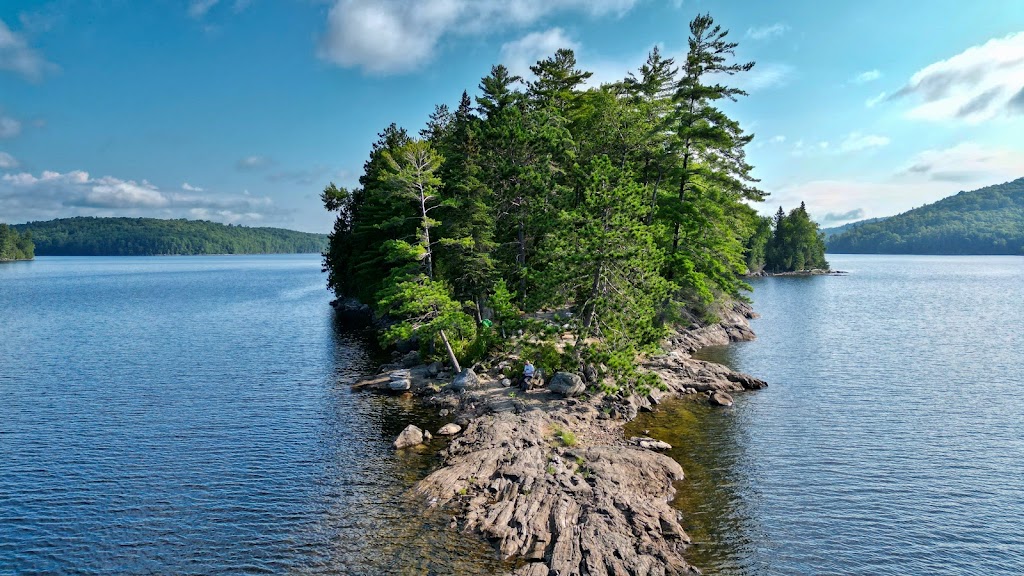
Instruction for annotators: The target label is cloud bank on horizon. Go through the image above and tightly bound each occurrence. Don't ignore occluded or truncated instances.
[0,0,1022,232]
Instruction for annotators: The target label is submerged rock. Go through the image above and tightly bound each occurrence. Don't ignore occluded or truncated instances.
[632,436,673,451]
[709,391,734,407]
[548,372,586,397]
[393,424,424,449]
[437,423,462,436]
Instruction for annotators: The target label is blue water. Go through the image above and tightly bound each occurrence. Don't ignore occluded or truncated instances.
[0,255,505,575]
[634,255,1024,575]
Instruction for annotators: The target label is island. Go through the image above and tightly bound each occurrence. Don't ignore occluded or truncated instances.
[0,224,35,261]
[827,177,1024,255]
[322,14,800,575]
[12,217,327,256]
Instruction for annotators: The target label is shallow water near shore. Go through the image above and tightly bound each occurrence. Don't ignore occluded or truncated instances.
[630,254,1024,575]
[0,255,508,574]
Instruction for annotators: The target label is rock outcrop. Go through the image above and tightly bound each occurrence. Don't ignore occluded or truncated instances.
[418,411,694,576]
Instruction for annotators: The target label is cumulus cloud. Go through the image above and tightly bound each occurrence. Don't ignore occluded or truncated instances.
[236,155,271,170]
[181,182,204,192]
[0,151,17,169]
[890,31,1024,123]
[852,69,881,84]
[0,169,286,225]
[0,18,58,81]
[501,28,580,78]
[0,114,21,138]
[746,23,789,41]
[839,132,890,153]
[318,0,639,74]
[898,142,1024,183]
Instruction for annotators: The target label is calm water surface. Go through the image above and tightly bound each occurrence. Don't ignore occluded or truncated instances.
[631,254,1024,575]
[0,255,507,574]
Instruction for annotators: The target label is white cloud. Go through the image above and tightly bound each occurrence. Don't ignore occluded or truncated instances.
[865,91,887,108]
[0,18,57,81]
[500,28,580,78]
[770,135,786,144]
[852,69,881,84]
[182,182,205,192]
[0,151,17,169]
[736,62,794,92]
[773,142,1024,221]
[236,155,271,170]
[839,132,890,153]
[746,23,788,41]
[318,0,640,74]
[188,0,221,19]
[0,114,21,138]
[891,31,1024,123]
[0,169,285,225]
[899,142,1024,183]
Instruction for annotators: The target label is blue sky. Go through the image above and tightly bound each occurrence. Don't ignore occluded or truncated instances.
[1,0,1022,233]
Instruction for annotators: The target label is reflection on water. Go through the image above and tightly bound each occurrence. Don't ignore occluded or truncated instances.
[629,255,1024,575]
[0,256,508,575]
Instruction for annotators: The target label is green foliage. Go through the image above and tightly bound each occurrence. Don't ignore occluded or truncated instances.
[321,13,769,396]
[0,224,35,260]
[552,426,577,447]
[766,203,829,272]
[13,217,324,257]
[827,178,1024,255]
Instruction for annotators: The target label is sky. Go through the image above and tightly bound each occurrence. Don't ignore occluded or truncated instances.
[1,0,1023,233]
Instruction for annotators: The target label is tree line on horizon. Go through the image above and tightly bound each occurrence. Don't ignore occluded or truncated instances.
[0,224,35,260]
[14,217,327,256]
[322,14,826,392]
[827,178,1024,255]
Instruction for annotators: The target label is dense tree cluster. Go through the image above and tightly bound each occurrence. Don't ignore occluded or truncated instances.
[323,14,777,392]
[15,217,327,256]
[745,203,829,273]
[0,224,35,260]
[828,178,1024,255]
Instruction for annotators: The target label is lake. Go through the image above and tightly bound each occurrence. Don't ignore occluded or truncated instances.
[0,255,506,575]
[630,254,1024,575]
[2,254,1022,575]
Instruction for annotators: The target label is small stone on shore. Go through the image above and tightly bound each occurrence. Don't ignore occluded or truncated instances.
[437,423,462,436]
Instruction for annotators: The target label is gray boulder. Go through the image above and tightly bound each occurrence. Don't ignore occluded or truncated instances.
[548,372,586,397]
[393,424,424,449]
[388,369,411,391]
[437,423,462,436]
[449,368,479,392]
[400,351,421,368]
[500,378,512,388]
[427,362,443,377]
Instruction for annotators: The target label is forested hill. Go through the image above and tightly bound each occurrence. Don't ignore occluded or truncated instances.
[827,178,1024,255]
[821,217,887,240]
[13,217,328,256]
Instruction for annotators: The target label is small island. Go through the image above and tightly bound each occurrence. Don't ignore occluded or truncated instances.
[13,217,327,256]
[322,14,810,575]
[0,224,35,261]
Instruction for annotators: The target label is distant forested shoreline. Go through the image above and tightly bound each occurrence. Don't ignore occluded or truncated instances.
[827,178,1024,255]
[13,217,327,256]
[0,224,35,260]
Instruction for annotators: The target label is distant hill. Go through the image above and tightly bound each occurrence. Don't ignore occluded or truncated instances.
[821,217,887,240]
[13,217,328,256]
[827,178,1024,255]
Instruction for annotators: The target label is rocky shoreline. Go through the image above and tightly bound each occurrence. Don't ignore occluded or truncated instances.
[351,301,767,576]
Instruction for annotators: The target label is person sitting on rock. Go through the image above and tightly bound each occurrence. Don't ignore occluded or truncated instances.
[521,360,537,391]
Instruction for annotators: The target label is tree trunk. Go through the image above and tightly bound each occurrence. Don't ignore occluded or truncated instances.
[439,329,461,374]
